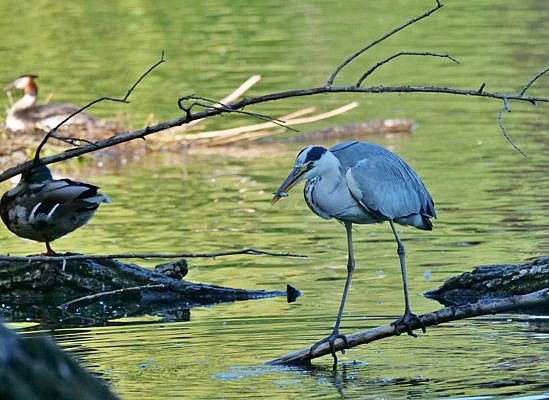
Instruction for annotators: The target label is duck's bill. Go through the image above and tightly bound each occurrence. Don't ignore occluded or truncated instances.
[271,167,304,205]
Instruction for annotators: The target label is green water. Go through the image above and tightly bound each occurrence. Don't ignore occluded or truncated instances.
[1,0,548,398]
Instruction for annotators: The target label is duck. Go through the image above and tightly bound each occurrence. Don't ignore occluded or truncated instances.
[0,163,110,255]
[4,75,101,132]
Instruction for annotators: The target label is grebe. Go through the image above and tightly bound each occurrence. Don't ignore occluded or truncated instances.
[4,74,101,132]
[0,163,110,255]
[272,141,435,365]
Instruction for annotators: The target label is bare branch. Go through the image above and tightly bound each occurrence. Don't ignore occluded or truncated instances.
[32,51,165,162]
[0,248,307,262]
[1,82,547,183]
[268,288,549,366]
[327,0,443,86]
[356,51,459,86]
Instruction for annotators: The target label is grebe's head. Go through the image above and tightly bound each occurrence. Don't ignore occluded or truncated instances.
[271,146,328,204]
[4,75,38,95]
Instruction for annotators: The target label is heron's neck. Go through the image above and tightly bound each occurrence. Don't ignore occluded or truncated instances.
[317,151,344,183]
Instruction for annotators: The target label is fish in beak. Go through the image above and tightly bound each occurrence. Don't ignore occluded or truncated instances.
[271,166,306,205]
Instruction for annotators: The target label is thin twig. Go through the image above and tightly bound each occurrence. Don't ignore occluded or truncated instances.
[0,248,307,262]
[58,284,166,308]
[50,134,101,148]
[327,0,443,86]
[268,288,549,366]
[497,99,526,157]
[178,96,298,132]
[496,66,548,158]
[519,66,549,97]
[33,51,165,162]
[356,51,459,86]
[164,74,263,134]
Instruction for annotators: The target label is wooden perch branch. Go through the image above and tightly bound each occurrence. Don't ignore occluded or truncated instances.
[268,288,549,366]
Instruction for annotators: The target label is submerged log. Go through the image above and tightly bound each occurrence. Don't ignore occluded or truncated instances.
[0,320,119,400]
[0,255,299,327]
[424,256,549,312]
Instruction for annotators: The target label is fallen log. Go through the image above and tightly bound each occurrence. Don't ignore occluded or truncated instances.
[424,256,549,312]
[269,256,548,366]
[0,254,299,327]
[268,288,549,366]
[0,320,119,400]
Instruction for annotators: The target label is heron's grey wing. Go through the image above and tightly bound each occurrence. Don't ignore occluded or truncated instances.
[342,150,435,228]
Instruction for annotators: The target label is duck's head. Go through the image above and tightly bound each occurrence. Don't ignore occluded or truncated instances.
[271,146,328,204]
[4,75,39,95]
[21,164,52,184]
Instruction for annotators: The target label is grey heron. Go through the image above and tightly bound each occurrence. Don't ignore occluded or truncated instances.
[272,141,436,364]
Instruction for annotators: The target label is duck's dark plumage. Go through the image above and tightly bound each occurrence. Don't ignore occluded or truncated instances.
[0,164,110,254]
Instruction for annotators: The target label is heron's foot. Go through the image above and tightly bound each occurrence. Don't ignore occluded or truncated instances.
[309,330,349,366]
[391,311,426,337]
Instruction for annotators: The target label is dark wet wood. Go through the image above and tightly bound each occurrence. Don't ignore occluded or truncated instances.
[0,255,295,327]
[0,321,119,399]
[424,256,549,312]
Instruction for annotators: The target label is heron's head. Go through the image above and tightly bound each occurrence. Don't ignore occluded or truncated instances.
[271,146,327,204]
[4,75,38,94]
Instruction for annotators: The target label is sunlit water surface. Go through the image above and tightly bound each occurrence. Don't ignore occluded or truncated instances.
[0,0,547,398]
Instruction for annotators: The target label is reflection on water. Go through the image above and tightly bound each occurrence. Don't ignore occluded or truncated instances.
[1,0,548,398]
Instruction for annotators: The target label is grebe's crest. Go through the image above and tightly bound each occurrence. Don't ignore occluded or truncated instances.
[4,75,38,93]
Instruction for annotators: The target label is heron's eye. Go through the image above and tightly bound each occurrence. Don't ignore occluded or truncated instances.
[307,161,314,169]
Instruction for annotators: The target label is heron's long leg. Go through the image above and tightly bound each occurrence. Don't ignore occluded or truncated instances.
[389,221,411,314]
[333,221,355,332]
[309,221,354,366]
[389,220,425,336]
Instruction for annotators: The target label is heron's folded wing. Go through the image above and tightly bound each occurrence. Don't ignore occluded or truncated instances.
[345,153,435,221]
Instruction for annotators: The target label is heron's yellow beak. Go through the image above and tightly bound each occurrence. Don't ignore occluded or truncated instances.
[271,166,306,205]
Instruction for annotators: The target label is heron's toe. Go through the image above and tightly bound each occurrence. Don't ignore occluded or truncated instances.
[309,331,349,365]
[391,311,426,337]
